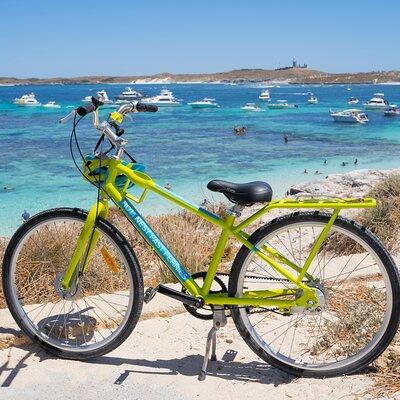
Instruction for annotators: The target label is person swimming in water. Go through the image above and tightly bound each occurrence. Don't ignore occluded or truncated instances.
[303,169,308,174]
[283,134,289,143]
[354,158,358,165]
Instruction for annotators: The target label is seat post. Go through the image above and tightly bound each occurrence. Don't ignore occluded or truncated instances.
[228,204,244,217]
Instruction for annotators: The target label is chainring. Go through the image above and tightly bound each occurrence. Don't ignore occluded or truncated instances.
[181,271,227,320]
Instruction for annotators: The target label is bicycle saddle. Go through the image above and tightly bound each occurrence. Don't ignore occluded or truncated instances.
[207,180,273,206]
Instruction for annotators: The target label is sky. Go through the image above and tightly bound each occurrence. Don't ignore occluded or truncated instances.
[0,0,399,78]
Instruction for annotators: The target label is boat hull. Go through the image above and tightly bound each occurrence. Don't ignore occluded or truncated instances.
[363,104,387,110]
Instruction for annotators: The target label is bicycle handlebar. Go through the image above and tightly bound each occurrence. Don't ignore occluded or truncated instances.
[59,98,158,155]
[76,102,97,117]
[116,102,158,115]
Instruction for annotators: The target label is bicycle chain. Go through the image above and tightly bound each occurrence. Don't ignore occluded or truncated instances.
[213,272,294,317]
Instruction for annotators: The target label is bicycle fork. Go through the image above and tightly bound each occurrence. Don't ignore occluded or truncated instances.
[61,200,108,291]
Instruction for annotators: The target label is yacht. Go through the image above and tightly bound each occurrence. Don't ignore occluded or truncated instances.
[115,87,144,101]
[259,89,271,101]
[307,92,318,104]
[330,109,368,123]
[384,106,400,117]
[82,90,113,104]
[188,98,219,108]
[348,97,359,105]
[13,93,41,106]
[267,100,298,109]
[142,89,181,107]
[363,93,389,109]
[241,103,261,111]
[43,101,61,108]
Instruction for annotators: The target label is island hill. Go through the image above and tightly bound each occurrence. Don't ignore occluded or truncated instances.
[1,67,400,86]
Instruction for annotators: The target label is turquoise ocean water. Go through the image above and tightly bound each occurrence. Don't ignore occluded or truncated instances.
[1,83,399,236]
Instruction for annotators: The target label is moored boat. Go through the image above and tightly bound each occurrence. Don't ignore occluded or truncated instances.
[267,100,298,109]
[13,93,41,106]
[348,97,359,105]
[259,89,271,101]
[142,89,181,106]
[115,87,144,101]
[384,106,400,117]
[363,93,390,109]
[188,98,219,108]
[330,109,368,123]
[241,103,261,111]
[307,92,318,104]
[43,101,61,108]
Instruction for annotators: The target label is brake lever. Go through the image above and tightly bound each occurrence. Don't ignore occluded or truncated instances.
[59,109,76,124]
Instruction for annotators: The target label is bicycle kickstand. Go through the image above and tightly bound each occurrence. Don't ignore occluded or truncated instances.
[198,306,227,381]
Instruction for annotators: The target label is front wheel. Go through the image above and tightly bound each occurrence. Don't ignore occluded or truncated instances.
[228,212,400,377]
[2,207,144,360]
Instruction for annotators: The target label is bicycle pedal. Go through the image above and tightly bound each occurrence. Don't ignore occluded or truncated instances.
[144,287,158,303]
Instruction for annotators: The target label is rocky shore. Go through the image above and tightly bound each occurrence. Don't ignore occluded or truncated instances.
[286,168,400,198]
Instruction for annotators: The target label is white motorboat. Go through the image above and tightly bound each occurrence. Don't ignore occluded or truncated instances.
[384,106,400,117]
[267,100,298,109]
[348,97,359,105]
[330,109,368,123]
[307,92,318,104]
[82,90,113,104]
[142,89,181,106]
[363,93,389,109]
[43,101,61,108]
[259,89,271,101]
[241,103,261,111]
[188,98,219,108]
[13,93,41,106]
[115,87,144,101]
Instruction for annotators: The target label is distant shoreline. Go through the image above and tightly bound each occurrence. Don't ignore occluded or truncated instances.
[1,68,400,86]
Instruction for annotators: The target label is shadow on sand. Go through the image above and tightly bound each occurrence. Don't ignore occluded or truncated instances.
[88,351,296,386]
[0,339,295,388]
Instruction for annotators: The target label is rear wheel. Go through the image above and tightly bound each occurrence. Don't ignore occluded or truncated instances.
[2,208,144,360]
[229,212,400,377]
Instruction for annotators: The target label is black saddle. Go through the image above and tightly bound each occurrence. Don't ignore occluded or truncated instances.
[207,180,273,206]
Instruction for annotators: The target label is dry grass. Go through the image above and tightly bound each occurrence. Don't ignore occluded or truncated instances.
[108,202,233,286]
[319,175,400,396]
[0,202,232,308]
[356,174,400,252]
[323,174,400,257]
[312,281,400,397]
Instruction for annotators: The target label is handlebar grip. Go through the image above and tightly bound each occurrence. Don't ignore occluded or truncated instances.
[76,103,97,117]
[136,103,158,113]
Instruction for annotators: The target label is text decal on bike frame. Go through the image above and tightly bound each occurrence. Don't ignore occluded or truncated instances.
[119,198,190,282]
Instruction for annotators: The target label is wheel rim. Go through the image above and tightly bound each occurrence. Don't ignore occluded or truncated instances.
[8,216,135,353]
[236,221,393,372]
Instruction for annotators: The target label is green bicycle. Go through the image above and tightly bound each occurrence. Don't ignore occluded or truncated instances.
[2,98,399,380]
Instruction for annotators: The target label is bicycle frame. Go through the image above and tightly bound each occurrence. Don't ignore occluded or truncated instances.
[61,157,376,311]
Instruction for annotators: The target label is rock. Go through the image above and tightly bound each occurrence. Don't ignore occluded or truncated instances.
[287,169,400,198]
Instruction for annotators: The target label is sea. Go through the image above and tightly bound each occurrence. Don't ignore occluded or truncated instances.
[1,83,399,236]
